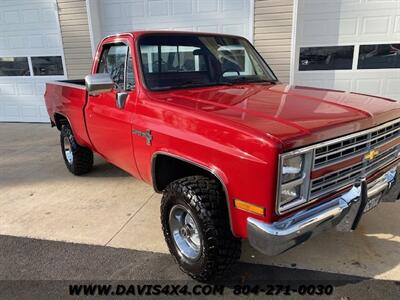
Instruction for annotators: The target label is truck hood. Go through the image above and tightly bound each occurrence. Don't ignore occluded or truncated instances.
[149,83,400,150]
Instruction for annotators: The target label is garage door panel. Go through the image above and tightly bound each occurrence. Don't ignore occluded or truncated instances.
[295,70,400,100]
[198,0,218,13]
[386,78,400,95]
[299,0,397,14]
[222,24,245,36]
[197,25,219,33]
[296,77,353,92]
[355,78,383,95]
[299,10,399,45]
[173,26,195,32]
[301,18,358,44]
[96,0,251,42]
[0,7,59,31]
[172,0,192,15]
[100,0,249,21]
[0,83,16,95]
[222,0,245,12]
[1,98,42,122]
[0,0,65,122]
[148,0,169,16]
[294,0,400,101]
[16,82,35,96]
[3,104,19,120]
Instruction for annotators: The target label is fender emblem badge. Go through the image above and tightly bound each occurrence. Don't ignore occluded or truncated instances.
[132,129,153,145]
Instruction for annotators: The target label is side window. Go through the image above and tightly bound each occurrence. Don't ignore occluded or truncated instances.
[97,43,128,88]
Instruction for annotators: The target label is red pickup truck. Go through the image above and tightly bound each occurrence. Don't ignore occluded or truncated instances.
[44,31,400,282]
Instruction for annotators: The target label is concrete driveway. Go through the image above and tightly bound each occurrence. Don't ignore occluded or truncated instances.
[1,123,399,282]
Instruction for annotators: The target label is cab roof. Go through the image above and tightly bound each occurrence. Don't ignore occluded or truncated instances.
[106,30,245,41]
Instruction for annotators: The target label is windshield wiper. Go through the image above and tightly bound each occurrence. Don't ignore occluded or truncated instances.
[150,80,255,91]
[167,82,234,89]
[179,82,214,88]
[151,82,222,91]
[228,77,277,84]
[249,79,278,84]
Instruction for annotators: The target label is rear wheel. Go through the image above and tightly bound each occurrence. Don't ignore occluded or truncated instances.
[161,176,241,282]
[60,125,93,175]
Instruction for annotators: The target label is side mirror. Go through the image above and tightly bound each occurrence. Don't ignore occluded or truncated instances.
[85,73,114,96]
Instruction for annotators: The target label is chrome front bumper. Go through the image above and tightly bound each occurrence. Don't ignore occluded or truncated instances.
[247,164,400,256]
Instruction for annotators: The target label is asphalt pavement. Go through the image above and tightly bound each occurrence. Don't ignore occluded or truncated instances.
[0,235,399,299]
[0,123,399,299]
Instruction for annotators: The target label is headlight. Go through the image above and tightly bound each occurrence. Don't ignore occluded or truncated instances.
[281,184,301,206]
[282,154,303,183]
[277,150,312,214]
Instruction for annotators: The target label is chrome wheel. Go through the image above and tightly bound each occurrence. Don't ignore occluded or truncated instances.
[169,204,201,261]
[63,136,73,164]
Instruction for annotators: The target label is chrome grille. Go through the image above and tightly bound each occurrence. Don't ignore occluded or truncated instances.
[310,146,399,199]
[314,120,400,168]
[276,118,400,215]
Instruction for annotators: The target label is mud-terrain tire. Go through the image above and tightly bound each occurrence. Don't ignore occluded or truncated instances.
[60,125,93,175]
[161,175,241,282]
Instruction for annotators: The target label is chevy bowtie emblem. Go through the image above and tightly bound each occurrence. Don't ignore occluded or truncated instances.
[365,149,379,161]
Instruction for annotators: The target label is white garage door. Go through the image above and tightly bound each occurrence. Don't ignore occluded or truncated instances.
[0,0,66,122]
[293,0,400,101]
[90,0,253,48]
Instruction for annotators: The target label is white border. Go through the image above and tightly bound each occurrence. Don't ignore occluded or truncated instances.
[53,0,68,79]
[86,0,96,57]
[289,0,299,85]
[249,0,255,43]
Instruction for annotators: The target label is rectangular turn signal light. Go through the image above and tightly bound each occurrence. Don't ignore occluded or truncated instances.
[234,199,265,216]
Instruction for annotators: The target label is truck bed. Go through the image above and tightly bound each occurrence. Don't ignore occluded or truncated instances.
[60,79,85,85]
[44,80,91,148]
[50,79,86,88]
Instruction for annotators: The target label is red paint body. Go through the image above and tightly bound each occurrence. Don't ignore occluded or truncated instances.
[44,31,400,239]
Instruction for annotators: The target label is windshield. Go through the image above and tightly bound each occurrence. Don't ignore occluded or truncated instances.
[138,34,277,91]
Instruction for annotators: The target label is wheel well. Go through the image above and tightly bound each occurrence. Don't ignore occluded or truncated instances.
[152,154,222,193]
[54,113,69,130]
[152,153,235,236]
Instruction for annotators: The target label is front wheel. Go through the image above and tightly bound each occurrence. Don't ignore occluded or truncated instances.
[60,125,93,175]
[161,176,241,282]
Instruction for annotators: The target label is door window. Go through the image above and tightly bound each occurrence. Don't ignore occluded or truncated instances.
[97,43,135,90]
